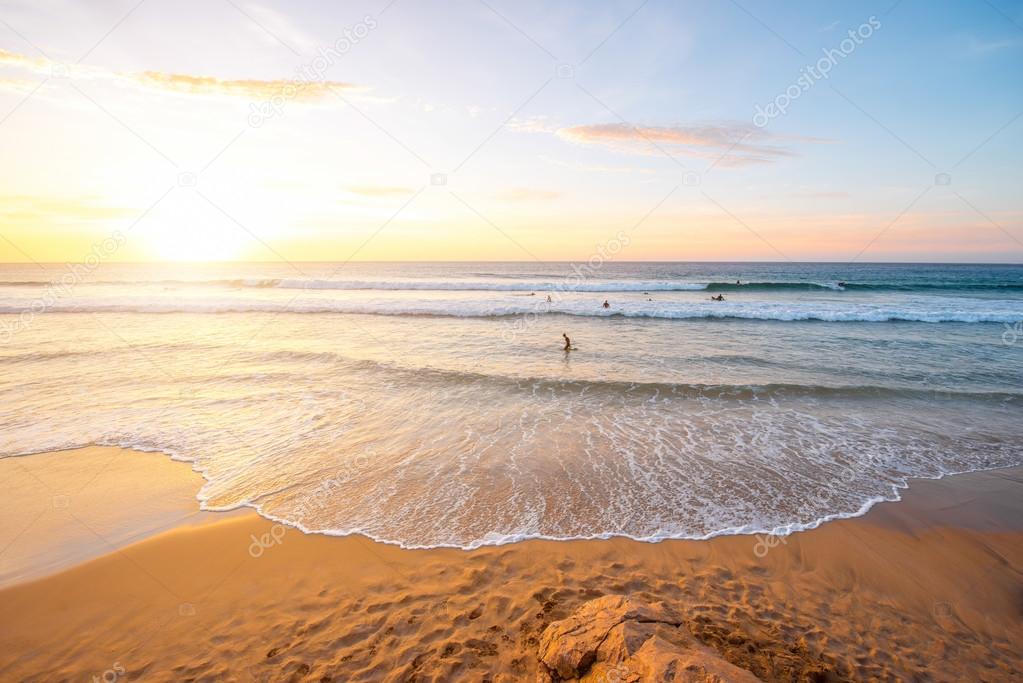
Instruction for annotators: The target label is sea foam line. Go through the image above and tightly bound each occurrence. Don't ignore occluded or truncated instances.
[5,439,1017,551]
[3,277,1021,292]
[1,299,1021,323]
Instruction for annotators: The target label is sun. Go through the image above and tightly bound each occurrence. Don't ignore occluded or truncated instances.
[140,193,253,261]
[146,224,247,261]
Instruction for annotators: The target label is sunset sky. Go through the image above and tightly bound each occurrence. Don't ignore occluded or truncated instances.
[1,0,1021,263]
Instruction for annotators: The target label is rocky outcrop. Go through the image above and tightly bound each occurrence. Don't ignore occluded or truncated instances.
[536,595,762,682]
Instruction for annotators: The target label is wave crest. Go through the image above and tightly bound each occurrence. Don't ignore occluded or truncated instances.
[3,298,1020,323]
[4,277,1022,293]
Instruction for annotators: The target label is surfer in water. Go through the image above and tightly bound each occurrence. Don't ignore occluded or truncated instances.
[602,300,610,309]
[711,294,726,301]
[562,332,572,351]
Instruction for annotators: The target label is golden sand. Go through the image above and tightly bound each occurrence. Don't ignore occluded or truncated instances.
[0,448,1020,681]
[0,447,233,587]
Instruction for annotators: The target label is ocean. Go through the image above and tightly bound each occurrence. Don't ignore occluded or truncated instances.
[1,261,1021,548]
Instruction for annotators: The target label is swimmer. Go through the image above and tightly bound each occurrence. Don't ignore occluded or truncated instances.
[602,300,610,309]
[562,332,572,351]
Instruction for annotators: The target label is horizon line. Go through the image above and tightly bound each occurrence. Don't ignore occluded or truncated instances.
[2,259,1023,266]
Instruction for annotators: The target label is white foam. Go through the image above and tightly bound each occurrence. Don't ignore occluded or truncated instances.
[2,295,1021,323]
[276,279,711,292]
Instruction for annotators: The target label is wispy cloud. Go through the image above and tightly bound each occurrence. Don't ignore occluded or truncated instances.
[792,190,851,199]
[508,115,559,134]
[240,3,319,54]
[496,188,562,201]
[347,185,416,197]
[556,122,827,166]
[0,194,135,224]
[0,76,36,93]
[538,155,656,175]
[134,71,356,100]
[0,48,361,101]
[0,49,44,70]
[965,36,1021,55]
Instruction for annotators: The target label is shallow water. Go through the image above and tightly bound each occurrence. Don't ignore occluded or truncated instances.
[1,262,1021,547]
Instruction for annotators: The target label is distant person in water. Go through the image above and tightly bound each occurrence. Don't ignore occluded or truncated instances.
[711,294,725,301]
[546,294,552,303]
[562,332,571,351]
[736,279,741,285]
[602,300,610,308]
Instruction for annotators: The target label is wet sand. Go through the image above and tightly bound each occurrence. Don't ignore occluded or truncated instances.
[0,448,1020,682]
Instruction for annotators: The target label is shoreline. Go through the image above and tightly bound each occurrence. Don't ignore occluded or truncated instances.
[1,449,1021,681]
[8,442,1021,560]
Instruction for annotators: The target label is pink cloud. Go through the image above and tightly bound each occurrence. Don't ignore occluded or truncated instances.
[557,122,826,166]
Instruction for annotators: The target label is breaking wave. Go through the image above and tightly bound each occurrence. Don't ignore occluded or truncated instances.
[3,297,1021,323]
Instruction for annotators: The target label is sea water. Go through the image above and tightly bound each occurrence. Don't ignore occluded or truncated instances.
[1,261,1021,547]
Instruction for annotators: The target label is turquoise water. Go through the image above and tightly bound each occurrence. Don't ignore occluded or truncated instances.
[1,262,1021,547]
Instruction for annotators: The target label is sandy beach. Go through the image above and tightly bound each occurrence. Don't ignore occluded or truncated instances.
[1,447,1020,682]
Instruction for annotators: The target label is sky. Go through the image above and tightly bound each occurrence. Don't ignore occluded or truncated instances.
[0,0,1021,263]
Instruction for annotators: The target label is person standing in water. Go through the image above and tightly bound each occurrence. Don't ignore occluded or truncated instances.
[562,332,572,351]
[602,300,610,309]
